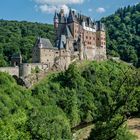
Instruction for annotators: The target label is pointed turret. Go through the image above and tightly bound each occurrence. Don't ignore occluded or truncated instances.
[54,11,59,29]
[67,8,75,23]
[58,8,66,24]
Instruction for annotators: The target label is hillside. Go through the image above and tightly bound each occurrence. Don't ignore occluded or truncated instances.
[102,3,140,67]
[0,20,55,66]
[0,60,140,139]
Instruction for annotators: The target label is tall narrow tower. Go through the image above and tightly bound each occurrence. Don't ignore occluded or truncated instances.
[96,21,106,48]
[67,8,79,40]
[54,11,59,35]
[96,21,106,60]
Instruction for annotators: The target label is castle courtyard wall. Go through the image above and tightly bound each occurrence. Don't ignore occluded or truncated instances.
[20,63,49,78]
[0,67,19,76]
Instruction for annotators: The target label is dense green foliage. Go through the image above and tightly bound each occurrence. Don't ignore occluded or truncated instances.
[0,72,71,140]
[0,73,31,139]
[0,60,139,139]
[102,3,140,67]
[0,20,55,66]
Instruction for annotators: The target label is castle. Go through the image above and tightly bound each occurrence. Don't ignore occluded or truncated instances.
[32,8,106,70]
[0,8,106,81]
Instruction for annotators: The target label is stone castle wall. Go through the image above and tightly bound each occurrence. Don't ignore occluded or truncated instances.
[39,49,59,67]
[20,63,49,78]
[0,63,50,78]
[0,67,19,76]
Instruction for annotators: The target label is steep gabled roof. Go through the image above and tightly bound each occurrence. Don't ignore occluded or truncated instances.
[65,25,73,38]
[67,10,96,29]
[54,11,58,19]
[36,38,58,50]
[58,35,66,49]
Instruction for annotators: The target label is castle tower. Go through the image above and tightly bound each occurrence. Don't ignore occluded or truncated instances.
[96,21,106,48]
[11,53,22,66]
[54,11,59,31]
[55,8,67,41]
[67,8,79,40]
[54,11,59,45]
[96,21,106,60]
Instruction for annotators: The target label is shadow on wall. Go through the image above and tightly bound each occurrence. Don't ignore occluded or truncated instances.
[13,75,26,86]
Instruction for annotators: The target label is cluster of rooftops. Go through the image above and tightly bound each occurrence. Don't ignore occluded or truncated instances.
[54,8,105,31]
[35,9,106,50]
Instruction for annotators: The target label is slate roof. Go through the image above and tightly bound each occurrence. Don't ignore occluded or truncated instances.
[54,11,58,19]
[96,21,105,31]
[65,25,73,38]
[67,9,96,28]
[55,9,105,31]
[37,38,57,49]
[58,35,66,49]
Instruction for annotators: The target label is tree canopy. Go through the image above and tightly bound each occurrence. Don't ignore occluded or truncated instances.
[102,3,140,67]
[0,60,139,139]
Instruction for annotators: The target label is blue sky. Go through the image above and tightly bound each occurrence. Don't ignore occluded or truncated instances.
[0,0,139,24]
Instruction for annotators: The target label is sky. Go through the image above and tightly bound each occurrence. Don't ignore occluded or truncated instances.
[0,0,139,24]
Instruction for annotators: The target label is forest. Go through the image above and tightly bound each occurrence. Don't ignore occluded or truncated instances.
[0,60,140,139]
[102,3,140,67]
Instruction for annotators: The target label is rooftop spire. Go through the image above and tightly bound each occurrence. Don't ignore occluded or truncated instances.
[54,10,58,19]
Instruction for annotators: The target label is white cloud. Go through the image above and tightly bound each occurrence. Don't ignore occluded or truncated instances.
[34,0,84,5]
[38,5,57,14]
[96,7,106,13]
[88,8,92,12]
[37,4,69,14]
[33,0,84,14]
